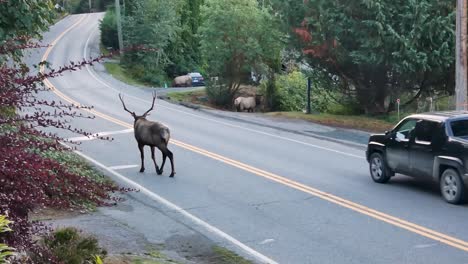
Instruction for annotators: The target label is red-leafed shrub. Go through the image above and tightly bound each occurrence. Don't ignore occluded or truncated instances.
[0,126,121,250]
[0,25,136,264]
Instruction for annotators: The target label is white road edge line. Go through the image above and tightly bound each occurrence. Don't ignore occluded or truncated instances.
[67,128,133,141]
[60,142,278,264]
[108,165,139,170]
[83,27,365,160]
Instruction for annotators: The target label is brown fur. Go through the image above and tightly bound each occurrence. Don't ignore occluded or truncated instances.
[234,96,256,112]
[172,75,192,87]
[119,93,175,177]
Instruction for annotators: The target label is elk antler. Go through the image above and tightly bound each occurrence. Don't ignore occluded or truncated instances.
[142,92,157,117]
[119,93,136,117]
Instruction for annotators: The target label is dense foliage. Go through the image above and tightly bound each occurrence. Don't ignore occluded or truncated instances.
[0,1,128,262]
[100,0,204,84]
[259,71,306,112]
[286,0,456,114]
[0,127,120,254]
[164,0,204,78]
[38,227,106,264]
[0,56,121,262]
[120,0,181,85]
[0,0,54,61]
[0,215,13,262]
[97,0,458,114]
[100,8,119,50]
[199,0,282,106]
[64,0,114,13]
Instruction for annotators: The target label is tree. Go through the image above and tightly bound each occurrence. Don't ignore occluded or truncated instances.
[121,0,181,84]
[99,8,119,50]
[199,0,282,106]
[68,0,114,13]
[287,0,455,114]
[164,0,204,78]
[0,0,54,61]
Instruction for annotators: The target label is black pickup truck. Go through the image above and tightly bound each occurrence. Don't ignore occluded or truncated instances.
[366,111,468,204]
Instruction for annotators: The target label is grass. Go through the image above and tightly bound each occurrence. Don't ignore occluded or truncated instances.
[132,258,172,264]
[166,89,398,132]
[266,112,395,133]
[0,123,110,190]
[167,89,207,103]
[211,246,253,264]
[41,150,111,184]
[104,251,180,264]
[52,11,69,25]
[40,227,106,264]
[36,149,115,211]
[100,43,114,57]
[0,106,16,119]
[99,44,152,87]
[104,62,149,87]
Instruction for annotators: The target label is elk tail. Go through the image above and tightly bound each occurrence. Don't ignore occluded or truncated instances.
[160,130,170,144]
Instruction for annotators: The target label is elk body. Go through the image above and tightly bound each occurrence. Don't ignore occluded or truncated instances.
[234,96,256,112]
[119,93,175,177]
[172,75,192,87]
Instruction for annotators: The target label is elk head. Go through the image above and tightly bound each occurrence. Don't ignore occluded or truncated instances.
[119,92,157,122]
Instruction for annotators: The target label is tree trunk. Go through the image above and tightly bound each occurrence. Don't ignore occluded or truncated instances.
[358,72,388,114]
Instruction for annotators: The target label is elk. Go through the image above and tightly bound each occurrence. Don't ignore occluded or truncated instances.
[234,96,256,112]
[119,93,175,177]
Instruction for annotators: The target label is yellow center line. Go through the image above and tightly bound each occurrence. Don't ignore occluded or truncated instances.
[40,14,468,252]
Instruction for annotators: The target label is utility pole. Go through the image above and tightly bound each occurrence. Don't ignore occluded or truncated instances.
[306,77,312,114]
[89,0,92,12]
[115,0,124,54]
[456,0,468,110]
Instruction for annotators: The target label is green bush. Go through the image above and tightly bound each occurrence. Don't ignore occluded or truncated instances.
[205,80,234,107]
[99,9,119,50]
[260,70,362,114]
[259,78,279,111]
[274,71,307,112]
[126,64,169,87]
[326,99,362,115]
[0,106,15,119]
[0,215,14,263]
[141,69,169,87]
[41,227,106,264]
[68,0,113,13]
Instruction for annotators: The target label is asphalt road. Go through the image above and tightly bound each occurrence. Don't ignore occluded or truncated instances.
[28,13,468,263]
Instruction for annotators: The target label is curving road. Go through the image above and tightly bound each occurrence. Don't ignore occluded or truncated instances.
[29,13,468,263]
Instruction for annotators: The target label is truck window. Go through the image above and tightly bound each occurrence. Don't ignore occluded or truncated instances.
[394,119,417,141]
[415,120,438,143]
[451,120,468,139]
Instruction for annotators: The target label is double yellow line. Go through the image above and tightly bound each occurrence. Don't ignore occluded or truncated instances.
[41,14,468,252]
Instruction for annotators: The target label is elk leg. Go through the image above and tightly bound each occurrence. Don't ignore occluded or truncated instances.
[160,151,167,174]
[158,145,175,177]
[138,143,145,173]
[151,146,162,175]
[167,149,175,177]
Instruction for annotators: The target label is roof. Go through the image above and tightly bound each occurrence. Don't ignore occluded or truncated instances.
[409,111,468,122]
[189,72,202,77]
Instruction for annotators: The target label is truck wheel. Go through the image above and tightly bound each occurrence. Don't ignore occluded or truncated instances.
[369,152,391,183]
[440,169,466,204]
